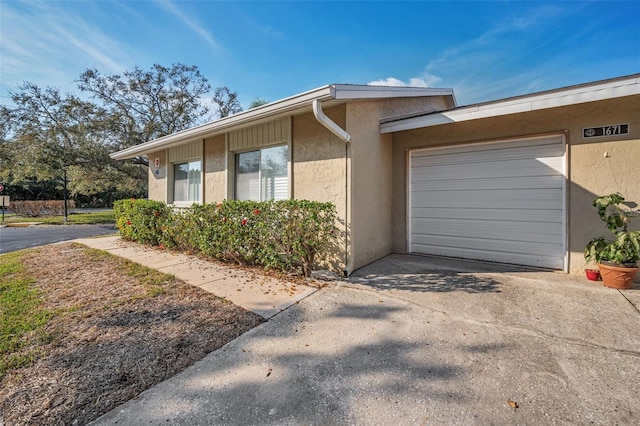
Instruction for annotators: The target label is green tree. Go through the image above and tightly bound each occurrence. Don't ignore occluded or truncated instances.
[1,63,242,206]
[212,86,243,118]
[0,82,146,204]
[78,63,213,165]
[248,97,269,109]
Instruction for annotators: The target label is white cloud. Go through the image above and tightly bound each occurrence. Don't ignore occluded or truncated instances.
[52,23,126,74]
[368,77,412,87]
[0,0,131,97]
[158,0,219,51]
[368,71,442,88]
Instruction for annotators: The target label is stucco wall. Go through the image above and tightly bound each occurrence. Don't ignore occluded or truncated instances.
[204,135,226,203]
[147,150,167,202]
[391,95,640,278]
[292,106,348,271]
[347,97,454,271]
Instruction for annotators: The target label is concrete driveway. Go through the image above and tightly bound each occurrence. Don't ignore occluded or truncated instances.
[92,254,640,425]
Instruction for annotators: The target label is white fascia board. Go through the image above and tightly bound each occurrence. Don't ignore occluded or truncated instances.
[380,75,640,134]
[332,84,455,101]
[111,84,457,160]
[111,85,336,159]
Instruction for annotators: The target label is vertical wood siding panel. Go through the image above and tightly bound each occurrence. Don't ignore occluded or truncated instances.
[168,140,202,162]
[228,117,292,152]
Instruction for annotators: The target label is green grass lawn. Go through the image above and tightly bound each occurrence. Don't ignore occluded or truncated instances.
[1,211,115,225]
[0,245,175,379]
[0,250,52,377]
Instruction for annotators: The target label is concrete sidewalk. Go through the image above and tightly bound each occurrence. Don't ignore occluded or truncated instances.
[74,236,317,319]
[83,245,640,425]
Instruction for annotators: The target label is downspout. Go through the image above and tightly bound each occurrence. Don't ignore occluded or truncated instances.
[312,99,354,277]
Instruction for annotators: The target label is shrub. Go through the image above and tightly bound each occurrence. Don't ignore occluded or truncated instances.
[9,200,76,217]
[113,199,173,245]
[113,199,339,276]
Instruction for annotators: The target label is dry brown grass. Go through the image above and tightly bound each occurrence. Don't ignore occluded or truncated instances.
[0,243,264,426]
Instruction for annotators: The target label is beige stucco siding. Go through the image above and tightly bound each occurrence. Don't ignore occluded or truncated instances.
[347,97,453,271]
[347,101,393,271]
[292,106,348,270]
[204,135,226,203]
[391,95,640,277]
[140,94,455,274]
[148,150,167,202]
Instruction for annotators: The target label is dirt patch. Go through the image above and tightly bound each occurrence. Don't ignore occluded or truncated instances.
[0,243,265,425]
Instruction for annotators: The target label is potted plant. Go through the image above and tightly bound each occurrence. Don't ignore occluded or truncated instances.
[584,193,639,289]
[584,266,600,281]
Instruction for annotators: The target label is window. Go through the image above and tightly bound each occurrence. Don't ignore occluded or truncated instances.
[236,145,288,201]
[173,160,201,203]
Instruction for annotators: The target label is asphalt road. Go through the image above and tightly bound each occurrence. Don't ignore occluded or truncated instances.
[0,224,117,254]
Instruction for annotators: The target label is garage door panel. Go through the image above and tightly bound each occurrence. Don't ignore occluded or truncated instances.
[411,159,563,181]
[411,218,562,244]
[409,135,566,270]
[411,207,562,223]
[411,142,565,167]
[410,175,563,192]
[412,234,563,259]
[410,241,563,269]
[411,189,563,210]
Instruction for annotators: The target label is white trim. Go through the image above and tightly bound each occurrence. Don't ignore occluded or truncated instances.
[561,134,568,273]
[224,134,230,200]
[406,148,412,253]
[332,84,454,100]
[312,99,351,142]
[170,158,203,205]
[287,133,293,199]
[112,84,455,160]
[381,74,640,133]
[112,86,332,159]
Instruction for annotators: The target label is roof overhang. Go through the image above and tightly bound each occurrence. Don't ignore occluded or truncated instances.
[380,74,640,134]
[112,84,455,160]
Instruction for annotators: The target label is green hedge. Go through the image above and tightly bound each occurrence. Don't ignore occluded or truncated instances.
[114,199,339,276]
[113,199,172,245]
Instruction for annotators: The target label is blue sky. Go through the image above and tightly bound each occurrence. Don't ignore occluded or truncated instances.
[1,0,639,109]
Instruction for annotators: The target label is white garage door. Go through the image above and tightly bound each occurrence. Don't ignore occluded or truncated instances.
[409,135,566,270]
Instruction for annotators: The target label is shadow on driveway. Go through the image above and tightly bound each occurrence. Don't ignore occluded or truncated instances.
[348,254,507,293]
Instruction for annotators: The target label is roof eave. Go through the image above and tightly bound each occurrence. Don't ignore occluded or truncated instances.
[111,85,337,160]
[332,85,455,101]
[380,74,640,134]
[111,84,456,160]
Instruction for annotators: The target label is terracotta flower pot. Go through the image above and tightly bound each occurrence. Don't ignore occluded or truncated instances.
[585,269,601,281]
[597,263,638,289]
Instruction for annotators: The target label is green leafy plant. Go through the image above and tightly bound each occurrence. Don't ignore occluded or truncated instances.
[113,199,173,245]
[584,193,640,265]
[113,199,339,276]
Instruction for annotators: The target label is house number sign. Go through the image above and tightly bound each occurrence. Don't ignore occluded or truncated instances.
[583,124,629,138]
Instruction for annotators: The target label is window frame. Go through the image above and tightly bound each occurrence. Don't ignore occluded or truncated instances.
[234,144,289,201]
[171,158,202,206]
